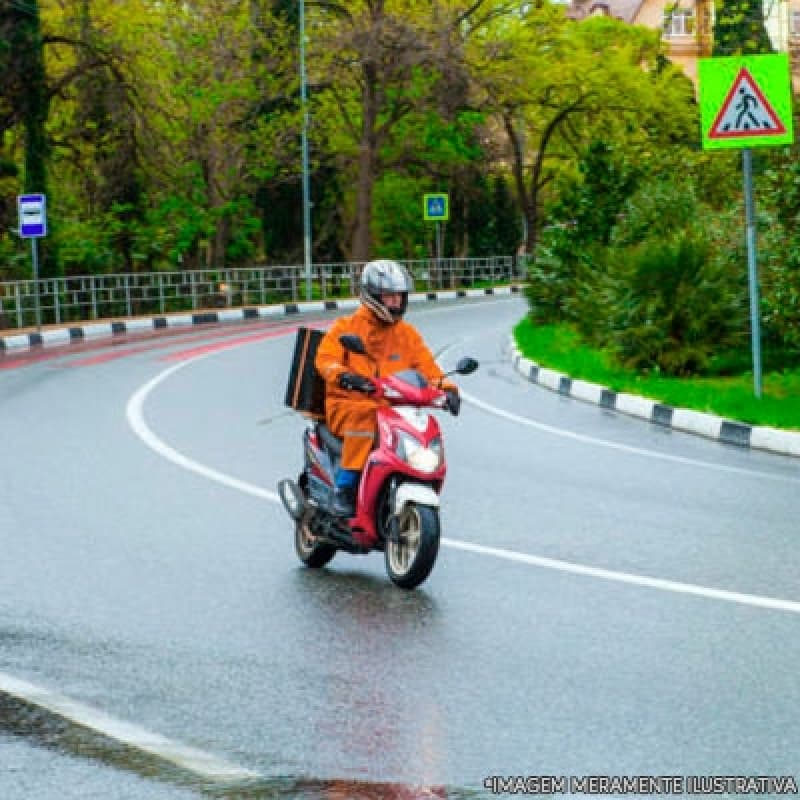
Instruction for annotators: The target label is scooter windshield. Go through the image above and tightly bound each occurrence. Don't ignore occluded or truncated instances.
[390,369,428,388]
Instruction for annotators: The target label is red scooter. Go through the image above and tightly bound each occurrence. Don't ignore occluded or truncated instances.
[278,334,478,589]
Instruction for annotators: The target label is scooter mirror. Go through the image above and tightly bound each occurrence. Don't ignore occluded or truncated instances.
[339,334,367,355]
[455,357,479,375]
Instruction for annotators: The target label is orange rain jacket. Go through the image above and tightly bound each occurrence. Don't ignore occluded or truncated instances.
[315,304,456,470]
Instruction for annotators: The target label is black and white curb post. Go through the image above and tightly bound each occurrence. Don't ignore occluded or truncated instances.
[0,286,522,354]
[509,336,800,460]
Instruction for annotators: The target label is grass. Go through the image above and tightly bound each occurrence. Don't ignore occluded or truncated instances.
[513,318,800,432]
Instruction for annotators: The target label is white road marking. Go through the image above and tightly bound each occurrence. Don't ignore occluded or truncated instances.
[460,390,800,485]
[125,346,800,616]
[126,356,281,503]
[0,672,260,783]
[11,317,790,783]
[442,539,800,615]
[3,308,515,785]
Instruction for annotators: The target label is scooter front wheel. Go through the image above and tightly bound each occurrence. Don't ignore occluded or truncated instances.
[385,503,440,589]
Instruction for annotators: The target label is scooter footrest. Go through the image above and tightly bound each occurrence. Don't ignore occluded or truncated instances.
[314,513,370,554]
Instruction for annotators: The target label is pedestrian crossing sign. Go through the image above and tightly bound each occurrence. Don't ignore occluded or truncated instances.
[699,54,793,150]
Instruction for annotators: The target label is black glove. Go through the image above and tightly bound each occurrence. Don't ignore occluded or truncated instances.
[445,388,461,416]
[338,372,376,393]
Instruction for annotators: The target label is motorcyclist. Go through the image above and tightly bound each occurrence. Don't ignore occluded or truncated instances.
[315,259,461,517]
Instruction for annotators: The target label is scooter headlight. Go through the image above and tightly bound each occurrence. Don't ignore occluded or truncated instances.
[395,432,443,473]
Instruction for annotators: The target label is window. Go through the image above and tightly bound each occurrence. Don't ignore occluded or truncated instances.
[791,10,800,35]
[663,8,695,36]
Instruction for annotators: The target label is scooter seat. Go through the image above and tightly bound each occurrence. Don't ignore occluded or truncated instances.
[316,423,343,458]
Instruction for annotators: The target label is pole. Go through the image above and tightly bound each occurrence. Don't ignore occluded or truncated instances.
[742,148,762,399]
[31,238,41,332]
[299,0,312,302]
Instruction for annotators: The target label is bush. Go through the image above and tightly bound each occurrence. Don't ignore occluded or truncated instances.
[601,235,746,375]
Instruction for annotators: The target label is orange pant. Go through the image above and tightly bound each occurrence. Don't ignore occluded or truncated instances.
[326,398,380,470]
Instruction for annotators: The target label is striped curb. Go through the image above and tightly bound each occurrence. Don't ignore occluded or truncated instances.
[0,285,521,353]
[509,337,800,460]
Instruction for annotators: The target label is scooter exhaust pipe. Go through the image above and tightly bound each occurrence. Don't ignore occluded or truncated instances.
[277,479,306,521]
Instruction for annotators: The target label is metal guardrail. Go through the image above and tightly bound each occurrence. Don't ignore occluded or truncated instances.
[0,257,520,330]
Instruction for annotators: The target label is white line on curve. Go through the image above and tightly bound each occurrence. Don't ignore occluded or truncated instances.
[433,325,799,485]
[459,391,800,485]
[442,539,800,615]
[126,347,800,616]
[10,320,791,788]
[126,355,281,503]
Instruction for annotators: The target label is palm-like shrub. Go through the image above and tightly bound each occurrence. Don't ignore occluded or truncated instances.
[601,235,746,374]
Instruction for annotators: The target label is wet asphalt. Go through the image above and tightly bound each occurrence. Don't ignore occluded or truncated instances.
[1,296,799,798]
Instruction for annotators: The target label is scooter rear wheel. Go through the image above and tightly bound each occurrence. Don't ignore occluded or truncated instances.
[294,477,337,568]
[385,503,440,589]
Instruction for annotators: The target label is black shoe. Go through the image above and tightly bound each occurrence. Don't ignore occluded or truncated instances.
[331,487,356,518]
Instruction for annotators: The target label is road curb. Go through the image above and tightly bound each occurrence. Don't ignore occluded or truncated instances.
[0,285,521,352]
[509,337,800,460]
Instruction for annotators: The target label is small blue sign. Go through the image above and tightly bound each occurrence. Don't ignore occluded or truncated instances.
[423,193,449,221]
[18,194,47,238]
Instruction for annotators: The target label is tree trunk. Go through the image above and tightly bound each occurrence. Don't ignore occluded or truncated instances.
[503,112,536,255]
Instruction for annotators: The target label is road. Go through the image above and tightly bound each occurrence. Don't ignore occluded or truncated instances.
[1,296,799,799]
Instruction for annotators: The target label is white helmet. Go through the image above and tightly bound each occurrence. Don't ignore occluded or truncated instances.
[359,259,414,324]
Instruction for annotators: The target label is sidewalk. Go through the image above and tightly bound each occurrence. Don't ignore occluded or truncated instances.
[509,337,800,460]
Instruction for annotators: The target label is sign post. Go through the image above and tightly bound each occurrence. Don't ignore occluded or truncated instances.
[698,54,794,398]
[17,193,48,332]
[423,193,449,268]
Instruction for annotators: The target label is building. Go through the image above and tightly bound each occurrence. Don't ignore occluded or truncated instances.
[567,0,800,87]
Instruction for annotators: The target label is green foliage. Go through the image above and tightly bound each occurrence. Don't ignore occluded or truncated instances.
[531,153,750,376]
[513,317,800,430]
[713,0,774,55]
[530,141,639,323]
[373,173,429,260]
[758,214,800,351]
[57,217,115,275]
[557,141,640,248]
[610,178,700,248]
[746,145,800,353]
[601,235,745,375]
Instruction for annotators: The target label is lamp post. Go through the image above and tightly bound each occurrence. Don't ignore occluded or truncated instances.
[299,0,312,301]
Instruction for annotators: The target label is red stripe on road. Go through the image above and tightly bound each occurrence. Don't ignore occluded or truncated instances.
[0,317,332,370]
[159,322,332,362]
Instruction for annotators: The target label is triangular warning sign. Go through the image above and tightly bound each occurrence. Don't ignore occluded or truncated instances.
[709,67,787,139]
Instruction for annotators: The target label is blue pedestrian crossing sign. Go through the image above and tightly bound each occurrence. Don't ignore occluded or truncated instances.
[18,194,47,238]
[423,193,449,222]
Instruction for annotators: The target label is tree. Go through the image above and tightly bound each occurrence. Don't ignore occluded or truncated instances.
[713,0,773,55]
[1,0,58,276]
[470,8,697,254]
[70,0,144,272]
[309,0,501,261]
